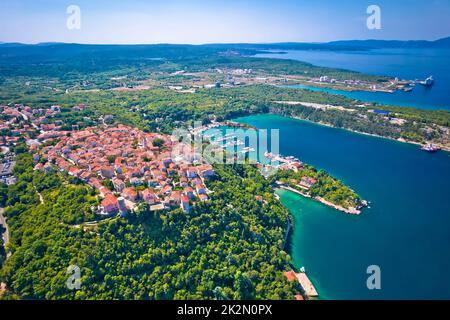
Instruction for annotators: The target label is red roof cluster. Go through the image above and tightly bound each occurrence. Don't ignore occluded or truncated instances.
[36,124,215,214]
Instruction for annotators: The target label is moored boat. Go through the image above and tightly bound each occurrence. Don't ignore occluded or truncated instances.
[418,76,435,87]
[421,143,441,152]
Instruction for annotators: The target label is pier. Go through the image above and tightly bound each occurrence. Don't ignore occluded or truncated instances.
[284,269,319,298]
[275,182,311,198]
[296,271,319,297]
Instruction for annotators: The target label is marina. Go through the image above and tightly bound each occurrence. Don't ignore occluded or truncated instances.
[421,143,441,153]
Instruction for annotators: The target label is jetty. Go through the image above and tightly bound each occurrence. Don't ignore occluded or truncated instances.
[284,269,319,298]
[276,183,311,198]
[296,271,318,297]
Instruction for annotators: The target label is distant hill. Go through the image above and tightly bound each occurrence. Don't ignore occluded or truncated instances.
[203,37,450,51]
[209,37,450,51]
[0,38,448,78]
[203,42,363,51]
[326,37,450,49]
[0,43,223,61]
[1,37,449,51]
[0,42,29,48]
[433,37,450,47]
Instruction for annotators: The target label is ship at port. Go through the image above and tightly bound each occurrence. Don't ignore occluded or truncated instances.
[421,143,441,152]
[417,76,435,87]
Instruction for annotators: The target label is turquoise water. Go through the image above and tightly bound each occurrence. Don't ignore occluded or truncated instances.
[281,84,446,111]
[235,114,450,300]
[255,48,450,111]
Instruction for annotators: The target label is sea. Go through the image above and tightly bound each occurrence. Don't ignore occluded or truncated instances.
[237,47,450,299]
[234,114,450,300]
[255,48,450,111]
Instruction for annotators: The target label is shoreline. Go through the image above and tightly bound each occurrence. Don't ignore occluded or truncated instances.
[274,186,359,300]
[272,113,450,153]
[274,184,362,215]
[273,80,386,94]
[286,81,397,94]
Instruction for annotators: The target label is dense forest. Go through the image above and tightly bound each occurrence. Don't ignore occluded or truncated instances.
[0,155,298,299]
[0,43,383,81]
[2,80,448,146]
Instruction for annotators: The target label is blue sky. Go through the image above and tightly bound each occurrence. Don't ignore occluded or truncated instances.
[1,0,449,44]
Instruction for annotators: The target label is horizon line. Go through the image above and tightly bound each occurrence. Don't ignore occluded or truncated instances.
[1,36,449,46]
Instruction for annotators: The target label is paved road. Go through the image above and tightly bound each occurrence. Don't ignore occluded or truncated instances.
[0,208,9,249]
[34,187,44,205]
[0,146,9,155]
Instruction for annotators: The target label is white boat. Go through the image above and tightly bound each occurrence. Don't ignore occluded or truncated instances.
[241,147,255,153]
[418,76,434,87]
[421,143,440,152]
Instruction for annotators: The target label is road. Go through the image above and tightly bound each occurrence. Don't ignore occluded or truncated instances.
[0,208,9,250]
[18,111,40,130]
[0,208,8,295]
[0,146,9,155]
[34,187,45,205]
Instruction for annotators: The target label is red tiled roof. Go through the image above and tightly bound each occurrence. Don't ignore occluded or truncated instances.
[122,187,138,200]
[284,270,297,282]
[101,194,118,207]
[142,188,157,199]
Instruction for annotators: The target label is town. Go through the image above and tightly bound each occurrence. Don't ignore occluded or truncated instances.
[35,124,215,216]
[1,104,215,217]
[1,102,325,300]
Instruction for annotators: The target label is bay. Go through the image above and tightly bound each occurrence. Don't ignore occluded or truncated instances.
[235,114,450,300]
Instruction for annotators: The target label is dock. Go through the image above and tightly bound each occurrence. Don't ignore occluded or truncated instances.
[275,182,311,198]
[295,271,318,297]
[284,269,319,298]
